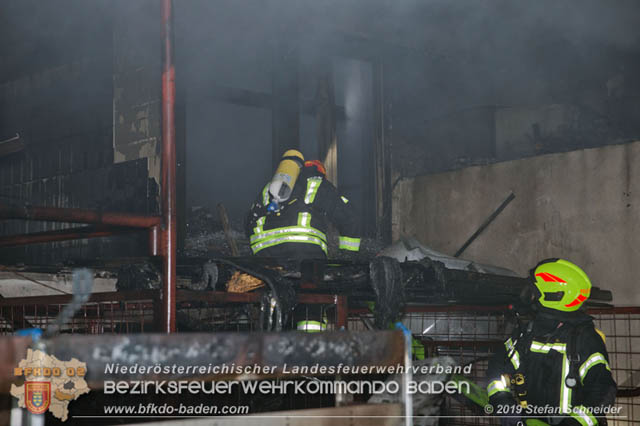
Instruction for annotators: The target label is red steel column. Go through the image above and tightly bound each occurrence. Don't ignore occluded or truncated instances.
[161,0,177,333]
[336,295,348,330]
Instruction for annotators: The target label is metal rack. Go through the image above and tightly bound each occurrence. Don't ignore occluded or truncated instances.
[0,292,637,424]
[0,290,348,334]
[0,0,179,333]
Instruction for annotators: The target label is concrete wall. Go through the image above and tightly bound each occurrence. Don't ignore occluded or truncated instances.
[393,141,640,306]
[495,104,579,158]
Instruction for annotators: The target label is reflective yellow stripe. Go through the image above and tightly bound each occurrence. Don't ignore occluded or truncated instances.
[487,378,509,397]
[250,226,327,244]
[529,340,572,413]
[253,216,266,235]
[338,236,360,251]
[304,177,322,204]
[579,352,610,384]
[530,341,566,353]
[505,338,514,352]
[504,338,520,370]
[298,212,311,227]
[570,405,598,426]
[297,320,327,332]
[509,349,521,370]
[560,352,572,414]
[341,196,349,204]
[262,183,270,205]
[251,235,328,255]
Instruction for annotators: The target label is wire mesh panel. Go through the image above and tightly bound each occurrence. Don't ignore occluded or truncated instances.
[175,292,345,333]
[408,307,512,426]
[589,307,640,425]
[1,291,638,423]
[0,293,157,335]
[0,291,347,335]
[349,305,640,425]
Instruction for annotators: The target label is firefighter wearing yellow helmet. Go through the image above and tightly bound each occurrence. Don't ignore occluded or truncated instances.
[486,259,617,426]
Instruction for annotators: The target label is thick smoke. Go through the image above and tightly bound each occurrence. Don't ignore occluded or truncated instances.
[2,0,639,218]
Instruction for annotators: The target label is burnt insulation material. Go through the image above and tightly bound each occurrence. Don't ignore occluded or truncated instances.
[115,262,161,291]
[214,258,297,332]
[369,256,405,329]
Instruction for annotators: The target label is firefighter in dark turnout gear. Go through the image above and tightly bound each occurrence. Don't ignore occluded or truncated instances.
[486,259,617,426]
[245,158,361,259]
[246,156,361,332]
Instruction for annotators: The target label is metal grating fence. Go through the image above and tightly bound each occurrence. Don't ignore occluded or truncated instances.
[0,292,157,334]
[349,306,512,425]
[0,290,347,335]
[349,305,640,425]
[589,307,640,425]
[0,292,638,424]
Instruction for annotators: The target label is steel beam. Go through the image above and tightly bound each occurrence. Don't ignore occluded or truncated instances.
[373,61,392,244]
[0,291,345,308]
[336,295,348,329]
[0,290,158,307]
[161,0,177,333]
[0,204,161,228]
[0,226,140,248]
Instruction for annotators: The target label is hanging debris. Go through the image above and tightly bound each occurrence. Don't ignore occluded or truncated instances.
[187,260,219,291]
[369,256,405,329]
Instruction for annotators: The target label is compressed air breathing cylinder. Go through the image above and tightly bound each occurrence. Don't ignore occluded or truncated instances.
[268,150,305,204]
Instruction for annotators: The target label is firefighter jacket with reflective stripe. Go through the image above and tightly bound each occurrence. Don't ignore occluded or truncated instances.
[486,310,617,426]
[245,167,361,258]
